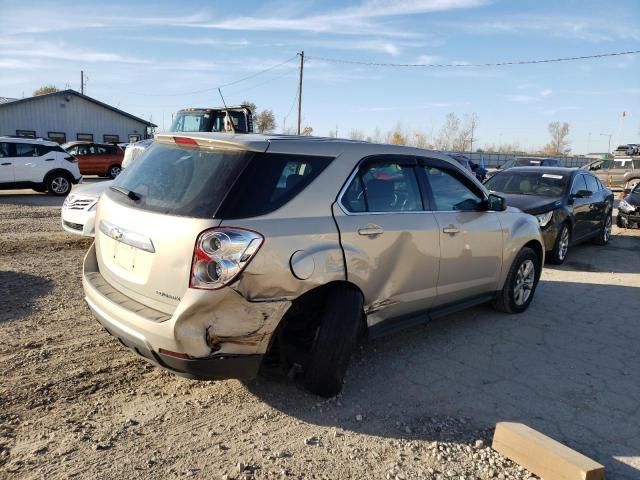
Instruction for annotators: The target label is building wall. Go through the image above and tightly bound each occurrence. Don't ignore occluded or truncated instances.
[0,92,149,143]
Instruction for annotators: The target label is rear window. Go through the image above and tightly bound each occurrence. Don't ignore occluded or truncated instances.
[107,143,251,218]
[486,171,569,197]
[108,144,332,219]
[217,153,333,219]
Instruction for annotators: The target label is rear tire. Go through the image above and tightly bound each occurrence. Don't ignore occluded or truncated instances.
[46,173,72,196]
[617,215,625,228]
[303,285,363,397]
[108,164,122,179]
[493,247,540,314]
[625,178,640,191]
[592,213,612,245]
[548,223,570,264]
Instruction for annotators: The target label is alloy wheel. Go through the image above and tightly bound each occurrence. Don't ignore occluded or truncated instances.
[557,226,569,261]
[603,215,612,243]
[51,176,70,195]
[513,259,535,306]
[109,166,122,178]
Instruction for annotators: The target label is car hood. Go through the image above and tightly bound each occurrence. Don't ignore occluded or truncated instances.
[498,193,562,215]
[625,191,640,206]
[71,180,113,198]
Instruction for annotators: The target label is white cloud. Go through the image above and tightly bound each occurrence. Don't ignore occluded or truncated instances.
[509,95,538,103]
[540,89,552,97]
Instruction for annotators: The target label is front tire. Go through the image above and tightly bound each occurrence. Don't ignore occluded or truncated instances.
[46,173,72,196]
[548,223,570,264]
[493,247,540,314]
[303,285,363,397]
[592,213,612,245]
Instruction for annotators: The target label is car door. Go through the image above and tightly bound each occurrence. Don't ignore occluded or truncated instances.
[419,158,503,306]
[583,173,607,232]
[0,141,15,184]
[609,160,629,188]
[332,155,440,331]
[93,145,111,175]
[568,174,591,240]
[12,142,44,182]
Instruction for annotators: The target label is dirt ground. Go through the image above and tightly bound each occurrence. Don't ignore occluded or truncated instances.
[1,191,639,480]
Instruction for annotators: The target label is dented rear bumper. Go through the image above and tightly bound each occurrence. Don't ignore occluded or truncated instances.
[82,243,290,380]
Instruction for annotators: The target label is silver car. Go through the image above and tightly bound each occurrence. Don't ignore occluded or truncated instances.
[83,133,544,397]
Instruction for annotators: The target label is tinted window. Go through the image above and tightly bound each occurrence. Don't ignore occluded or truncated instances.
[109,143,252,218]
[77,145,89,155]
[340,160,422,213]
[219,153,333,219]
[96,146,107,154]
[424,166,483,211]
[0,142,10,157]
[571,175,588,194]
[584,174,599,193]
[15,143,38,157]
[485,171,568,197]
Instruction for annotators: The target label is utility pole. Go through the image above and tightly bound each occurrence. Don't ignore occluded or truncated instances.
[297,51,304,135]
[80,70,84,95]
[600,133,612,154]
[470,122,475,152]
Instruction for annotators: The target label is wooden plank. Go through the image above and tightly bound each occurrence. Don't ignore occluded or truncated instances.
[492,422,605,480]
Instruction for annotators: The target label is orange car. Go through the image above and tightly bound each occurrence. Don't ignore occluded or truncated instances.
[62,142,124,178]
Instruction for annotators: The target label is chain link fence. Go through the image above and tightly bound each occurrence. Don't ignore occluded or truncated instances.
[446,151,591,168]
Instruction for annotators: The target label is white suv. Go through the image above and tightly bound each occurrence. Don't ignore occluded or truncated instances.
[0,136,82,196]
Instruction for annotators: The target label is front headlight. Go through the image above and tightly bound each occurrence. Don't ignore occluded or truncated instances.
[618,200,635,213]
[536,211,554,227]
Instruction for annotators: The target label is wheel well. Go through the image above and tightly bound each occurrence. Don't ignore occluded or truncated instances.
[44,169,72,184]
[523,240,544,272]
[263,281,365,368]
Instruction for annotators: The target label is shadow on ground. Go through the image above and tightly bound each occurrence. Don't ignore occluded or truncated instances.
[0,271,53,323]
[248,278,640,479]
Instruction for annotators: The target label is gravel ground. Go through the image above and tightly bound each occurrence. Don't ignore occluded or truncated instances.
[1,194,639,480]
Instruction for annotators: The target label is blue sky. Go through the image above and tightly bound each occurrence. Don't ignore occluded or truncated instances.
[0,0,638,153]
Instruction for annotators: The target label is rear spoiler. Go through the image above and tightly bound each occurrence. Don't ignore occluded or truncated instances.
[155,133,267,153]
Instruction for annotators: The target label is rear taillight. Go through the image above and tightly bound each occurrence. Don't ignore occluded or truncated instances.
[65,156,78,163]
[190,227,264,290]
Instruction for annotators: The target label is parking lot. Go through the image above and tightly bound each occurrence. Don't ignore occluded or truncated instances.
[1,188,639,479]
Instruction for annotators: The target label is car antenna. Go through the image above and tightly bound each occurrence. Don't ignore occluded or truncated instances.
[217,88,236,134]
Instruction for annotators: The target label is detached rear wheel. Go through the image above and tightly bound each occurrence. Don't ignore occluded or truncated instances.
[493,247,540,314]
[303,285,363,397]
[46,173,72,196]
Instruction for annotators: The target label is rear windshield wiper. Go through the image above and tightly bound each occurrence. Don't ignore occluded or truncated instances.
[110,185,141,201]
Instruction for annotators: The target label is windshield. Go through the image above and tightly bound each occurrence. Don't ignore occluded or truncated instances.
[107,143,252,218]
[485,171,569,197]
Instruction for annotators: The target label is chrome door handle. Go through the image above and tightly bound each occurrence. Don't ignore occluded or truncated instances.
[442,225,460,235]
[358,226,384,236]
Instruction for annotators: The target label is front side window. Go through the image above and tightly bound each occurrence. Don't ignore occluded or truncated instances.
[584,174,599,193]
[571,175,588,195]
[340,160,423,213]
[423,166,484,211]
[15,143,38,157]
[0,142,10,157]
[77,145,89,155]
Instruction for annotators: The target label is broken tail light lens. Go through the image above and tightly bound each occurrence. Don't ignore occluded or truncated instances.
[190,227,263,290]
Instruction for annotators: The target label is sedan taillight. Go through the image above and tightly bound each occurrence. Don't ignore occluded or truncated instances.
[190,227,264,290]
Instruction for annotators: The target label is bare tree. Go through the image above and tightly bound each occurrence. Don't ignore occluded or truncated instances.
[348,129,365,141]
[412,131,431,149]
[241,101,257,113]
[301,126,313,136]
[255,110,276,133]
[388,130,407,145]
[33,85,59,96]
[434,113,460,150]
[543,121,571,155]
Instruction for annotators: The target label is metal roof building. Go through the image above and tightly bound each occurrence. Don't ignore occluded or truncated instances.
[0,89,156,144]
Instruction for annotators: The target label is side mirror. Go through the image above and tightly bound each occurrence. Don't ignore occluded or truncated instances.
[487,193,507,211]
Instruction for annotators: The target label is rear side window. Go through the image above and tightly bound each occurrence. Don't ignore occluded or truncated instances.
[15,143,38,157]
[218,153,333,219]
[0,142,11,157]
[571,175,588,194]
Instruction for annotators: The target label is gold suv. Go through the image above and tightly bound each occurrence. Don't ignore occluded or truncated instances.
[83,133,544,397]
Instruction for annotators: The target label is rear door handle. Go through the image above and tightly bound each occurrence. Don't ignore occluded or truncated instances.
[45,158,55,161]
[1,162,11,166]
[442,225,460,235]
[358,226,384,236]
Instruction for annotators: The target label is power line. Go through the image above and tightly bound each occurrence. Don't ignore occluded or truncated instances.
[306,49,640,68]
[110,55,298,97]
